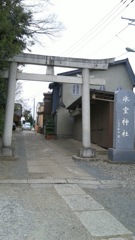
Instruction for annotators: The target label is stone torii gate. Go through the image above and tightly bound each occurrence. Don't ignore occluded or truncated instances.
[1,53,114,158]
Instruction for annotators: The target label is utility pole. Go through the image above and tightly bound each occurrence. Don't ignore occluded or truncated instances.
[33,98,35,125]
[121,16,135,26]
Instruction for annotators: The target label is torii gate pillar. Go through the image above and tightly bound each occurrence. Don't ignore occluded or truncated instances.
[78,68,96,158]
[1,62,17,156]
[0,53,114,158]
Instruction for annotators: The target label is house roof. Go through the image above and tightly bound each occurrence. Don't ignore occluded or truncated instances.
[58,58,135,85]
[49,82,59,89]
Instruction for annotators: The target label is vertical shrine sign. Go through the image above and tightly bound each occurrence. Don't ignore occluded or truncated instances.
[113,90,135,150]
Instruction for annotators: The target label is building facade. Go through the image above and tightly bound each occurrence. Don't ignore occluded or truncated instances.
[50,59,135,148]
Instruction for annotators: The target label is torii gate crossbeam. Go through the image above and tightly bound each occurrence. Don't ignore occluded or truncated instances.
[1,53,115,159]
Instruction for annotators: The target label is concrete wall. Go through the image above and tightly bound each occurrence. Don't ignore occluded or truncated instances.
[56,106,74,138]
[62,83,81,107]
[61,64,133,109]
[90,64,133,92]
[73,115,82,141]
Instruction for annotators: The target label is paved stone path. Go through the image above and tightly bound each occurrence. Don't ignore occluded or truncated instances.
[0,131,135,239]
[0,182,134,240]
[54,184,132,238]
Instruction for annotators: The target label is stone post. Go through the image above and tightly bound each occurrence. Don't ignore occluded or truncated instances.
[78,68,96,158]
[2,62,17,156]
[108,90,135,163]
[82,68,91,148]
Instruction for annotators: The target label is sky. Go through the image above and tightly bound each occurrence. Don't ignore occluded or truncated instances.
[20,0,135,114]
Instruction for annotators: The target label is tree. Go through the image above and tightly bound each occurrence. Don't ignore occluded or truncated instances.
[0,0,32,134]
[15,81,30,110]
[0,0,64,71]
[0,77,8,136]
[23,0,64,38]
[0,0,31,71]
[23,109,33,122]
[0,78,7,110]
[0,0,63,135]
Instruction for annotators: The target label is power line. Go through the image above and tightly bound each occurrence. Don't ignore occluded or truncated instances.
[67,6,129,56]
[90,23,131,57]
[89,1,135,58]
[24,88,46,100]
[115,51,128,58]
[62,0,135,58]
[115,33,134,47]
[16,1,135,100]
[90,36,116,57]
[62,1,129,56]
[116,23,130,36]
[62,2,122,56]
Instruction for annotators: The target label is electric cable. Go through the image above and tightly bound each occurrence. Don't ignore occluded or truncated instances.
[90,36,116,57]
[90,23,131,57]
[62,1,129,56]
[62,2,122,55]
[90,4,135,58]
[64,3,133,57]
[62,0,135,57]
[115,51,128,58]
[17,1,135,101]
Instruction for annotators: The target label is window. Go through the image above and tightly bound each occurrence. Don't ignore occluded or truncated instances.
[72,84,80,95]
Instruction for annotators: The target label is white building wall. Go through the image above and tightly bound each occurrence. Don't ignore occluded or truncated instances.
[56,107,74,138]
[62,64,133,108]
[90,65,133,92]
[73,115,82,141]
[62,83,81,107]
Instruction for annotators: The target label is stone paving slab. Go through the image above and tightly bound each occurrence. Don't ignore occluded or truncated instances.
[79,183,99,189]
[55,184,133,238]
[27,165,59,173]
[0,179,28,184]
[50,171,75,179]
[61,194,104,211]
[27,160,57,166]
[54,184,86,195]
[28,178,67,184]
[67,179,99,184]
[75,210,132,237]
[0,178,68,184]
[0,178,132,187]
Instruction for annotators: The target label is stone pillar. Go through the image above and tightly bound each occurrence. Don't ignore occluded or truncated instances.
[78,68,96,159]
[2,62,17,156]
[108,90,135,163]
[82,68,91,147]
[46,66,54,75]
